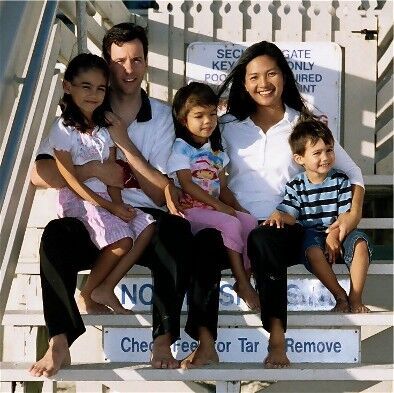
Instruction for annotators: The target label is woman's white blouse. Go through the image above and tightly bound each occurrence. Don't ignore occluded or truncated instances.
[220,106,364,220]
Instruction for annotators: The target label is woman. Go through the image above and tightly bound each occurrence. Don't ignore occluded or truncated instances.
[218,41,364,368]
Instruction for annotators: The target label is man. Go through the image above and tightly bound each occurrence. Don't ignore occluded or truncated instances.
[29,23,227,377]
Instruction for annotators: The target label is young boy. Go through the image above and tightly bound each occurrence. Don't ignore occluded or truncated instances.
[264,119,372,313]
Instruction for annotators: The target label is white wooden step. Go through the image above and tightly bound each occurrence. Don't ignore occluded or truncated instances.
[3,310,392,327]
[1,362,392,382]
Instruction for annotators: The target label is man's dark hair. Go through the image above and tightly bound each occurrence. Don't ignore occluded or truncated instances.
[289,119,335,155]
[102,22,148,62]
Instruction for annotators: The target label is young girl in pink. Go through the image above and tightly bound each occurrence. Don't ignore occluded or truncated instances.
[167,82,260,311]
[48,53,155,314]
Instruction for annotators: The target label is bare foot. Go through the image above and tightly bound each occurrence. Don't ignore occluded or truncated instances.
[234,281,260,311]
[264,329,290,369]
[77,294,113,314]
[150,334,180,369]
[91,287,132,315]
[28,334,71,377]
[180,343,219,369]
[350,302,370,313]
[331,296,350,313]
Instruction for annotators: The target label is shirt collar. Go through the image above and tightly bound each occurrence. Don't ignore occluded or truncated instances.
[136,89,152,122]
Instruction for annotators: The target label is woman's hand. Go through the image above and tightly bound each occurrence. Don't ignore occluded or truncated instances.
[105,111,129,147]
[262,211,285,228]
[325,230,342,264]
[326,211,360,242]
[109,202,136,222]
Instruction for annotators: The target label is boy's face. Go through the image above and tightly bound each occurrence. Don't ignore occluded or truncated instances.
[108,39,147,97]
[294,138,335,180]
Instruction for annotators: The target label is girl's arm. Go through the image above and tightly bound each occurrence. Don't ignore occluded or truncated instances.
[54,150,134,222]
[218,171,248,212]
[177,169,235,216]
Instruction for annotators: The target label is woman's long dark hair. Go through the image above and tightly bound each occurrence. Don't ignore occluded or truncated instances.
[218,41,313,121]
[60,53,111,133]
[172,82,223,152]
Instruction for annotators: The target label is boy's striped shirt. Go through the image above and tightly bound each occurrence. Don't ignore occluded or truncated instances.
[277,169,352,230]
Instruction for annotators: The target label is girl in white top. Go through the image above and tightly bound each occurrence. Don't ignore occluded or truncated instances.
[167,82,259,311]
[218,41,364,368]
[48,53,155,315]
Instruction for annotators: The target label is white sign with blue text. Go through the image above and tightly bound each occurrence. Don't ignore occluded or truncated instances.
[103,327,359,363]
[115,277,350,312]
[186,42,342,140]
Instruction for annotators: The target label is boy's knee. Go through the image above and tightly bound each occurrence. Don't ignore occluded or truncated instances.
[354,239,369,255]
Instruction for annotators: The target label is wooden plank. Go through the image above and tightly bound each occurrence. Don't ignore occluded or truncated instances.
[3,310,393,327]
[1,362,393,382]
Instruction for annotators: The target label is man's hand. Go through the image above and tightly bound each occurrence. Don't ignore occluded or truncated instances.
[326,211,359,242]
[262,211,286,228]
[164,182,185,216]
[105,111,129,147]
[325,231,342,264]
[109,202,136,222]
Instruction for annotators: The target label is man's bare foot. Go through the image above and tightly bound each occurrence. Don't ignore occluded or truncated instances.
[28,334,71,377]
[150,334,179,369]
[91,287,132,315]
[180,343,219,369]
[264,330,290,369]
[234,281,260,311]
[331,296,350,313]
[349,302,370,313]
[77,294,112,314]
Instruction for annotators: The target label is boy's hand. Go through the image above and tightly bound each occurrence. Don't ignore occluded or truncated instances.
[109,202,136,222]
[215,201,237,217]
[326,211,359,242]
[262,211,285,228]
[325,231,342,264]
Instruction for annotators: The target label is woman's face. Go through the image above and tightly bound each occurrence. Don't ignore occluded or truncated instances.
[244,55,284,110]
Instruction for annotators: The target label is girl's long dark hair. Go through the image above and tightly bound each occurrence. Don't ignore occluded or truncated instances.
[218,41,314,122]
[60,53,111,133]
[172,82,223,152]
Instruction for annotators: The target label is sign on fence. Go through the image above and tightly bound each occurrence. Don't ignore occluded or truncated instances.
[103,327,359,363]
[115,277,350,312]
[186,42,342,140]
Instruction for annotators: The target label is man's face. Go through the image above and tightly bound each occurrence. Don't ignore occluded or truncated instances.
[108,39,147,97]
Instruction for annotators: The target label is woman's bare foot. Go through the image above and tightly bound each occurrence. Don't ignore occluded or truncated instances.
[77,294,112,314]
[91,287,132,315]
[234,281,260,311]
[150,333,180,369]
[331,296,350,313]
[264,325,290,369]
[180,343,219,369]
[28,334,71,377]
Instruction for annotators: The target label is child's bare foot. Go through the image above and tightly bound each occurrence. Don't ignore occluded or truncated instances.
[331,296,350,313]
[264,335,290,368]
[91,287,132,315]
[233,281,260,311]
[77,294,112,314]
[150,334,180,369]
[180,343,219,369]
[29,334,71,377]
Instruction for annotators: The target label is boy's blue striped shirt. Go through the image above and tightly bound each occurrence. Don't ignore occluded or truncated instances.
[277,169,352,230]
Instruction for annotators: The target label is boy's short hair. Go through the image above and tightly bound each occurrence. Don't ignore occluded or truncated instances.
[289,119,335,155]
[102,23,148,63]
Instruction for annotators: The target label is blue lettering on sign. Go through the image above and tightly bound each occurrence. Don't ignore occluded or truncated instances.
[286,338,342,353]
[238,337,260,352]
[121,337,154,353]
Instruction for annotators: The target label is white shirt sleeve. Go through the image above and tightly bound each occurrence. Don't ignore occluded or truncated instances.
[48,120,72,152]
[148,108,175,174]
[167,139,192,176]
[334,139,364,188]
